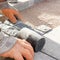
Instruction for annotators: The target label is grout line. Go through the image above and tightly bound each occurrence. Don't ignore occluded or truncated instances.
[41,51,58,60]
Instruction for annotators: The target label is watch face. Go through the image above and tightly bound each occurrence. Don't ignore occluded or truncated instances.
[7,0,17,2]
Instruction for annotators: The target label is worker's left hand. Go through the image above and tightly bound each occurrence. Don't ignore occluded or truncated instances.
[1,8,22,23]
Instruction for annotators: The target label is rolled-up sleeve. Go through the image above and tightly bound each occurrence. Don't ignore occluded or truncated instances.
[0,32,17,54]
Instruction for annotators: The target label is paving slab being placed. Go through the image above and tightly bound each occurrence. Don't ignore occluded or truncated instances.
[43,26,60,60]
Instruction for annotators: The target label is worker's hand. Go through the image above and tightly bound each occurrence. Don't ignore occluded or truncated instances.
[1,8,22,23]
[0,39,34,60]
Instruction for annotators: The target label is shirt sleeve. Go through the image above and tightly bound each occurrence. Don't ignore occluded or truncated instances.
[0,32,17,54]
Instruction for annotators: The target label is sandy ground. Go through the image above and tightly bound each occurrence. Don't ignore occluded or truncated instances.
[21,0,60,28]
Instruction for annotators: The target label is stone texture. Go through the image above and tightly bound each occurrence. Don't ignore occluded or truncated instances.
[10,0,44,10]
[34,52,55,60]
[43,26,60,60]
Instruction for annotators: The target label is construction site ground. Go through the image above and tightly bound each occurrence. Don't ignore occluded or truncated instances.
[0,0,60,60]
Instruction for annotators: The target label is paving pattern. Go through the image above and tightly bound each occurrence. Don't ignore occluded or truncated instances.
[0,0,60,60]
[21,0,60,60]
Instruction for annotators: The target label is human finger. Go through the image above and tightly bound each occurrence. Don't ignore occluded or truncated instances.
[14,52,24,60]
[21,48,34,60]
[19,40,34,57]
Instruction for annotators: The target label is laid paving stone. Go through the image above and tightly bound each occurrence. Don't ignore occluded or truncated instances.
[43,26,60,60]
[9,0,44,10]
[10,1,29,10]
[34,52,55,60]
[34,0,44,3]
[36,25,52,34]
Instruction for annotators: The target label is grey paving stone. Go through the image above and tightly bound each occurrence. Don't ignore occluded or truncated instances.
[43,26,60,60]
[36,25,52,34]
[34,0,44,3]
[7,0,17,2]
[10,0,44,10]
[14,1,30,10]
[34,52,55,60]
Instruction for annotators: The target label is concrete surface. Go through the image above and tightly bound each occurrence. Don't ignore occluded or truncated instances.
[43,26,60,60]
[34,52,55,60]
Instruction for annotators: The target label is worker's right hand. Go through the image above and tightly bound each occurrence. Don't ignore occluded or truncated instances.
[0,39,34,60]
